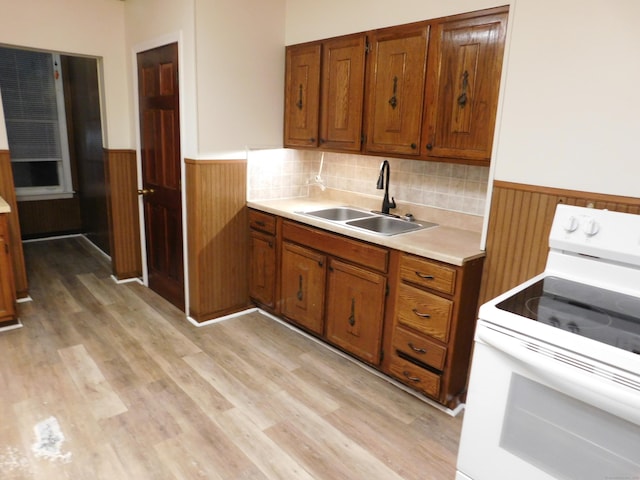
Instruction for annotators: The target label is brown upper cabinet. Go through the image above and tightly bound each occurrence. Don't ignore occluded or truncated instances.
[364,23,429,156]
[284,34,366,150]
[283,6,508,165]
[284,43,322,147]
[422,8,508,164]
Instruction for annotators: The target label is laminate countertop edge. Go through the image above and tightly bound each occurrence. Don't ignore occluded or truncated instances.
[248,199,485,267]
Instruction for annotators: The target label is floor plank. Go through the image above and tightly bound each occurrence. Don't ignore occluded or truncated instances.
[0,236,463,479]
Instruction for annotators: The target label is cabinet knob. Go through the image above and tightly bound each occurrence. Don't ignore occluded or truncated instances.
[410,143,417,149]
[320,138,325,144]
[426,143,433,150]
[309,137,316,143]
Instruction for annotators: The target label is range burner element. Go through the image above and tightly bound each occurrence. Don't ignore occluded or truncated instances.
[496,276,640,354]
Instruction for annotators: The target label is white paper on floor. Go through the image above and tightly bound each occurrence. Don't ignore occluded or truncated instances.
[32,417,72,463]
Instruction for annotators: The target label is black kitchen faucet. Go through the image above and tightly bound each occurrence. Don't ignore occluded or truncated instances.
[376,160,396,215]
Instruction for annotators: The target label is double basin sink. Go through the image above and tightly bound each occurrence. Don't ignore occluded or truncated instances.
[298,206,438,236]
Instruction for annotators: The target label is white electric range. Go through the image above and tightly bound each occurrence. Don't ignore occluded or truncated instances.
[456,204,640,480]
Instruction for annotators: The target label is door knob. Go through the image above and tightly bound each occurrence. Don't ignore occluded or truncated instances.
[137,188,155,195]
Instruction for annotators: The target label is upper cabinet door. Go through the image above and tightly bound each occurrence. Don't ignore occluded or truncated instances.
[422,9,508,164]
[365,23,429,156]
[284,43,322,148]
[319,34,367,151]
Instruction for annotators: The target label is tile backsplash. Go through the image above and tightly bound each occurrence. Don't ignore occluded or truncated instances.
[247,148,489,216]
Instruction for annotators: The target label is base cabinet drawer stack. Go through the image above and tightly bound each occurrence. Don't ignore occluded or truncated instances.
[386,253,484,408]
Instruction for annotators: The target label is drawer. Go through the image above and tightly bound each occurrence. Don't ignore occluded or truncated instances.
[389,355,440,398]
[399,254,456,295]
[392,326,446,371]
[396,283,452,342]
[283,220,388,273]
[249,209,277,235]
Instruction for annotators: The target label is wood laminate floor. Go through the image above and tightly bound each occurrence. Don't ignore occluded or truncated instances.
[0,236,462,479]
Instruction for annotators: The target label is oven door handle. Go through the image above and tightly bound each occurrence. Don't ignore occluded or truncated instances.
[477,326,640,425]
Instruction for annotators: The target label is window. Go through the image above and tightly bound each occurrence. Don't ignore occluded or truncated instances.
[0,47,73,200]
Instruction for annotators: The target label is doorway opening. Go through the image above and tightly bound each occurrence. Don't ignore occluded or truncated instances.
[0,46,109,254]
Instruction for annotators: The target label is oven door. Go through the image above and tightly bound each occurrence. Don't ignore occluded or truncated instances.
[456,321,640,480]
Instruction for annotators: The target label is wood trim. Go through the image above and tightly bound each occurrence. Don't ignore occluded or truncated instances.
[0,150,28,298]
[480,181,640,304]
[104,149,142,280]
[186,159,251,322]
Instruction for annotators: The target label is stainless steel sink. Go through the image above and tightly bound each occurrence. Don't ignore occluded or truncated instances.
[302,207,374,221]
[299,206,438,236]
[347,216,436,235]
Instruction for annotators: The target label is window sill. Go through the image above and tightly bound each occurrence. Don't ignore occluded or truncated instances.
[16,192,75,202]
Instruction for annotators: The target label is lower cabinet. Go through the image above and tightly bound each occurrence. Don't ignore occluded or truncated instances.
[0,213,17,324]
[248,210,278,311]
[384,252,484,409]
[248,210,484,408]
[281,242,326,335]
[325,258,386,365]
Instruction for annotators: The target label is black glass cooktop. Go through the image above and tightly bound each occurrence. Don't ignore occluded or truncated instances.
[495,276,640,354]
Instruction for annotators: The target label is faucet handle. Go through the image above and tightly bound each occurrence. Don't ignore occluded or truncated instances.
[390,196,396,209]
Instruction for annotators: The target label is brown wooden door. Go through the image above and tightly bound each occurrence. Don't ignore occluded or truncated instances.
[325,258,386,365]
[319,34,367,151]
[281,241,326,335]
[365,23,429,156]
[422,9,508,163]
[284,43,322,148]
[137,43,184,310]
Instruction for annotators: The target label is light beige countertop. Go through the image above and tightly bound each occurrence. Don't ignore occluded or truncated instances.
[248,191,485,266]
[0,196,10,214]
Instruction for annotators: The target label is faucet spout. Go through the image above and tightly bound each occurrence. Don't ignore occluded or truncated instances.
[376,160,396,215]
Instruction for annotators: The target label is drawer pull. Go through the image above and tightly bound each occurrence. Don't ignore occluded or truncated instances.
[403,371,421,383]
[415,271,434,280]
[412,308,431,319]
[255,220,266,227]
[408,342,427,354]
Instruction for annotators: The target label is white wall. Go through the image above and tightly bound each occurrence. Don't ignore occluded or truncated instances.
[0,0,130,149]
[194,0,285,158]
[285,0,640,199]
[124,0,198,158]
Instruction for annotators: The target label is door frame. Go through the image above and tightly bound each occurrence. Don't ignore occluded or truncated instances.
[132,32,190,315]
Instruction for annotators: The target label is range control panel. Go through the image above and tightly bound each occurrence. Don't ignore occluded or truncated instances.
[549,204,640,267]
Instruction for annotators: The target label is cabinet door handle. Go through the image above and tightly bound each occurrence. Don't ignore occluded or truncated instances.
[388,76,398,109]
[297,274,303,301]
[348,298,356,326]
[408,342,427,354]
[296,84,303,110]
[415,271,434,280]
[412,308,431,319]
[402,371,421,383]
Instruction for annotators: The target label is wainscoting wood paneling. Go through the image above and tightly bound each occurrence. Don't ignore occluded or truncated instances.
[0,150,28,298]
[480,180,640,304]
[186,159,251,322]
[17,198,82,237]
[104,149,142,280]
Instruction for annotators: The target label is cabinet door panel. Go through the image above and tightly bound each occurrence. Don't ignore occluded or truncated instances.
[284,43,321,147]
[320,34,366,151]
[325,258,386,365]
[281,242,326,334]
[0,216,16,322]
[249,230,276,309]
[365,24,429,156]
[423,10,508,162]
